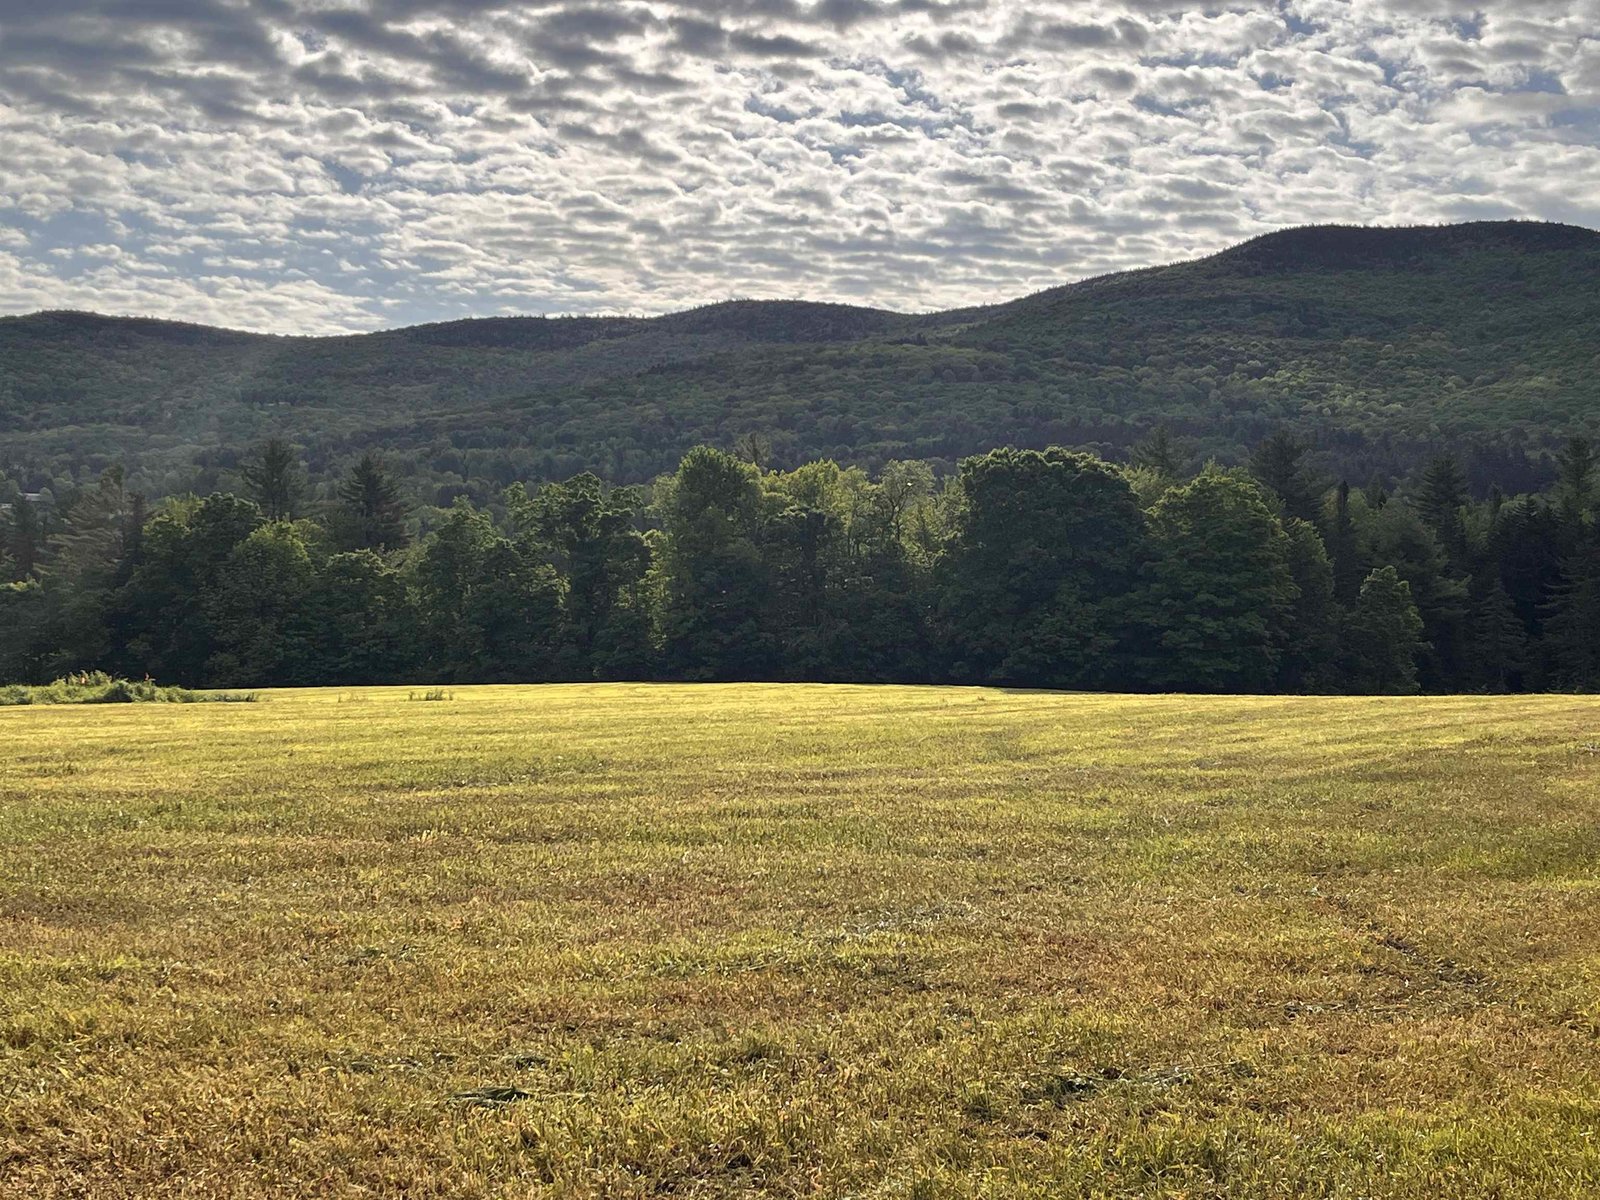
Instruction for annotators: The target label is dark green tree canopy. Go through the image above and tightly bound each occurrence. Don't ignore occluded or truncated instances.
[4,495,43,581]
[336,454,409,552]
[1546,530,1600,688]
[1343,566,1426,694]
[240,438,305,523]
[940,447,1148,687]
[509,472,651,671]
[657,447,772,680]
[1250,431,1324,525]
[1413,453,1471,566]
[5,438,1600,697]
[1556,436,1596,521]
[1137,468,1297,692]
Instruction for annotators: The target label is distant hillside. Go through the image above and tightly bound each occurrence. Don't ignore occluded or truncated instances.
[3,220,1597,499]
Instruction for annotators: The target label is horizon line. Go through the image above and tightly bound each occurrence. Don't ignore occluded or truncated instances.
[2,216,1594,341]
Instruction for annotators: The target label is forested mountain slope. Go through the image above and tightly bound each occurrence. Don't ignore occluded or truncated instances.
[3,220,1597,498]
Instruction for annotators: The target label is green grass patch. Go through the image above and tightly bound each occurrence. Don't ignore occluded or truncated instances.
[1,684,1598,1196]
[0,670,259,705]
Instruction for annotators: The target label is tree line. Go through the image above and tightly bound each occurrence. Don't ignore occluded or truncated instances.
[3,434,1598,693]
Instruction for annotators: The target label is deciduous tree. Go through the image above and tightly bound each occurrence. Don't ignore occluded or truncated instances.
[939,447,1147,688]
[1344,566,1426,694]
[1136,468,1297,692]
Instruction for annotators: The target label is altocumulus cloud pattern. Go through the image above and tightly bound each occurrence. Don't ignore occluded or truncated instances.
[1,0,1598,333]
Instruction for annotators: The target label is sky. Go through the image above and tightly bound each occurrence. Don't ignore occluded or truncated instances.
[1,1,1598,335]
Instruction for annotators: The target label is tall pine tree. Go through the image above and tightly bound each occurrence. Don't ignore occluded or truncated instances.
[1328,481,1363,602]
[1279,518,1338,691]
[1250,430,1323,524]
[4,495,43,580]
[1547,533,1600,687]
[335,454,409,552]
[1130,425,1186,479]
[1555,436,1596,523]
[1469,579,1528,692]
[240,438,305,522]
[1413,453,1470,567]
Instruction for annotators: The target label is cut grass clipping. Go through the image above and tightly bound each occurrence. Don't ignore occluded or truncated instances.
[2,683,1599,1198]
[0,670,258,705]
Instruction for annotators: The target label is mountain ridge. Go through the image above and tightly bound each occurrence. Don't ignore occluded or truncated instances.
[3,220,1597,497]
[8,219,1596,342]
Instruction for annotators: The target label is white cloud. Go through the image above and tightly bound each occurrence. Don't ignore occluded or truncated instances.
[0,0,1595,333]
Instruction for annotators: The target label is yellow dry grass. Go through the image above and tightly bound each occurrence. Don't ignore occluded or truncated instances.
[2,684,1599,1197]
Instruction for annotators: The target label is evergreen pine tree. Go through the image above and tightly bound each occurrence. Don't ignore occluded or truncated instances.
[1413,453,1470,565]
[1249,430,1323,524]
[48,468,129,588]
[1486,495,1569,688]
[33,469,131,673]
[335,454,409,551]
[4,495,43,580]
[1469,578,1528,692]
[1328,480,1363,602]
[1359,499,1469,690]
[1279,518,1338,690]
[1130,425,1185,479]
[240,438,304,522]
[116,493,147,584]
[1555,436,1596,523]
[1546,534,1600,687]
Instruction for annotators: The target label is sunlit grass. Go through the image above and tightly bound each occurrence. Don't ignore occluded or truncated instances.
[3,685,1599,1197]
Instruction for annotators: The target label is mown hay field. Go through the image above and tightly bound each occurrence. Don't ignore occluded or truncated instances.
[3,684,1599,1198]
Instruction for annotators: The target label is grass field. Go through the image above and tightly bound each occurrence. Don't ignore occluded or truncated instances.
[3,685,1600,1198]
